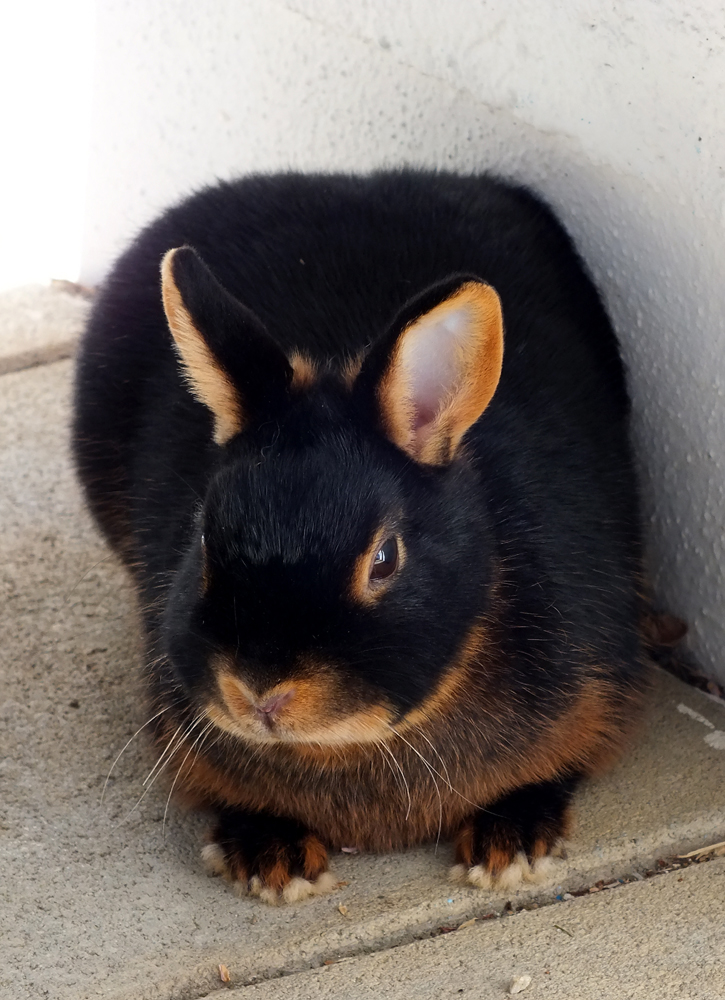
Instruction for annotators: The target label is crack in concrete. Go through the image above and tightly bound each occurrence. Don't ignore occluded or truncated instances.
[197,848,722,998]
[0,340,77,376]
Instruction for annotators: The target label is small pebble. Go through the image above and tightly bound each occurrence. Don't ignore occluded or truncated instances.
[509,974,532,994]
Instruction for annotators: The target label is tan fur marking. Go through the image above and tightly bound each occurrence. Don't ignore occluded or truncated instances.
[207,620,481,765]
[348,528,405,606]
[341,354,364,388]
[163,593,649,854]
[289,352,318,391]
[263,856,292,893]
[398,623,484,732]
[378,282,503,465]
[486,844,514,875]
[537,679,636,779]
[227,851,249,883]
[161,248,243,445]
[212,662,396,747]
[216,670,260,719]
[530,838,549,860]
[210,620,481,758]
[301,835,328,880]
[454,821,475,867]
[171,752,258,814]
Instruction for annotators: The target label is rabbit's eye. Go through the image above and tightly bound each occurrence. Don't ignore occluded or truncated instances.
[370,536,398,581]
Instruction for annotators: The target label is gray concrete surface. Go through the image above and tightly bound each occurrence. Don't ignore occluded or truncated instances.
[0,283,90,374]
[229,857,725,999]
[2,358,725,1000]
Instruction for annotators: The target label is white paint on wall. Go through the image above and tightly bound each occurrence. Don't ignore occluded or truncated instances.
[0,0,94,290]
[82,0,725,681]
[678,702,725,750]
[678,702,715,730]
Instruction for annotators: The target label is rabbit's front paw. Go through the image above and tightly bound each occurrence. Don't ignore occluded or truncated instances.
[450,775,579,892]
[202,809,337,904]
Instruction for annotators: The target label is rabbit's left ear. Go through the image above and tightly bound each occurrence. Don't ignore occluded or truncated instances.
[357,276,504,465]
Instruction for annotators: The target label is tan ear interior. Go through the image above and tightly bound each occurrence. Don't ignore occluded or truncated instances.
[161,248,244,445]
[378,281,504,465]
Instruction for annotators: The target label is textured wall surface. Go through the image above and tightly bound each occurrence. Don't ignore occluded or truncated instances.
[82,1,725,680]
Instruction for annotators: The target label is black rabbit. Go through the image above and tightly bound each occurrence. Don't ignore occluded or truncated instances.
[73,171,649,903]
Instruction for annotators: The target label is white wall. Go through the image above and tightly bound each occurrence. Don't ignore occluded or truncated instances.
[0,0,94,290]
[82,0,725,681]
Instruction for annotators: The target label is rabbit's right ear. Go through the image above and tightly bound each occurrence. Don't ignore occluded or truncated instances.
[161,247,293,445]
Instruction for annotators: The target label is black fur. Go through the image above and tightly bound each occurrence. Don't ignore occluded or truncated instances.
[463,775,582,871]
[210,809,326,886]
[73,170,647,884]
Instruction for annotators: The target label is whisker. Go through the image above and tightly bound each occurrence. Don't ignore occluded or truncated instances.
[190,719,219,768]
[101,705,174,805]
[122,716,203,822]
[162,718,215,838]
[141,713,202,788]
[377,739,412,820]
[141,723,186,788]
[63,552,117,604]
[389,724,485,812]
[386,729,443,849]
[414,727,454,790]
[374,739,404,798]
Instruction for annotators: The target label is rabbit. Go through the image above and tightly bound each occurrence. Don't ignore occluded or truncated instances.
[73,170,650,904]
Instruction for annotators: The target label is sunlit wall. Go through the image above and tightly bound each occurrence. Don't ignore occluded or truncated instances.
[0,1,94,292]
[80,1,725,682]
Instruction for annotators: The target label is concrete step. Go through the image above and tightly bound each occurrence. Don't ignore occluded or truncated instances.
[226,857,725,999]
[0,282,90,375]
[1,358,724,1000]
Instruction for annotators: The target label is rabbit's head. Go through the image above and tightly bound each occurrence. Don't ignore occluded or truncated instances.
[160,247,504,749]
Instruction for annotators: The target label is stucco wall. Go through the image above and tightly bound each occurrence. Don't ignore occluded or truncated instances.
[82,1,725,681]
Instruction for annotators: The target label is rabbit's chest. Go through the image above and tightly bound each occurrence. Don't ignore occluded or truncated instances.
[181,739,478,850]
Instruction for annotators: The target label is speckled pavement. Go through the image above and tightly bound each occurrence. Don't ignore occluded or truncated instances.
[1,349,724,1000]
[231,857,725,1000]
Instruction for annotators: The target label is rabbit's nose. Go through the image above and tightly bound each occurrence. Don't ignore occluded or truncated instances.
[254,689,295,727]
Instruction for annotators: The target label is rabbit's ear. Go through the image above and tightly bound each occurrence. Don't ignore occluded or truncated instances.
[359,277,503,465]
[161,247,292,444]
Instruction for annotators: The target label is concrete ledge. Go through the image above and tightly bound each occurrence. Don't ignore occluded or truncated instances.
[226,857,725,999]
[0,283,90,375]
[2,360,724,1000]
